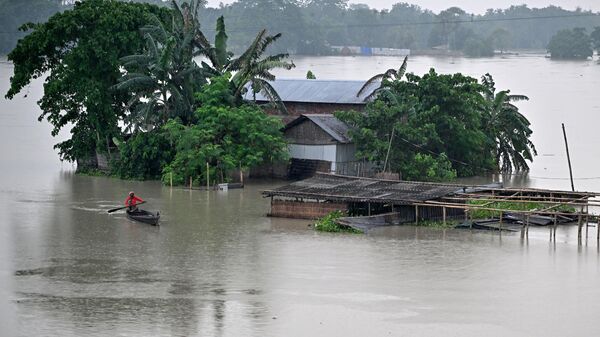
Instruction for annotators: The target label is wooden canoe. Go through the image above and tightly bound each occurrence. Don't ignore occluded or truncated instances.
[126,209,160,226]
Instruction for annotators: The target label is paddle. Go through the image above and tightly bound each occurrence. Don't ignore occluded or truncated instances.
[107,201,146,214]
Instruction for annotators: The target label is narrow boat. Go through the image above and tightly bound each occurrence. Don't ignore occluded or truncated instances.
[126,209,160,226]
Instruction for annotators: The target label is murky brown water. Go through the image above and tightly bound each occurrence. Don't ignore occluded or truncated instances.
[2,55,600,337]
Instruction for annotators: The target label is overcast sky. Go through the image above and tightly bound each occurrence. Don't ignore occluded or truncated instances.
[206,1,600,14]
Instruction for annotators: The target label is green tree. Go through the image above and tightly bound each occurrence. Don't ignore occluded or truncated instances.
[547,27,593,59]
[356,56,408,101]
[5,0,169,170]
[339,69,496,180]
[162,74,288,185]
[480,74,536,173]
[306,70,316,79]
[115,0,206,129]
[197,15,295,110]
[591,26,600,51]
[489,28,511,53]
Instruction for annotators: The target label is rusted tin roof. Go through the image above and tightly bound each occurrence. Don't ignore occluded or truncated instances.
[263,173,467,204]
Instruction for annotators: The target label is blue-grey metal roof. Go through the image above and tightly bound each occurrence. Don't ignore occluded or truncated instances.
[284,114,352,144]
[243,79,379,104]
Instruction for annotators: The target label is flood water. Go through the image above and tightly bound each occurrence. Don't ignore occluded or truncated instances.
[2,54,600,337]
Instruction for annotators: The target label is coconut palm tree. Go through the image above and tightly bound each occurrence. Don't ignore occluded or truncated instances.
[481,73,536,173]
[356,55,408,101]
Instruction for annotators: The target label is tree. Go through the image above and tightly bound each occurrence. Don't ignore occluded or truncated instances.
[198,16,295,110]
[356,56,408,101]
[547,27,593,59]
[306,70,316,79]
[5,0,169,170]
[161,74,288,185]
[489,28,511,53]
[115,0,206,129]
[340,69,500,180]
[480,74,536,173]
[591,26,600,51]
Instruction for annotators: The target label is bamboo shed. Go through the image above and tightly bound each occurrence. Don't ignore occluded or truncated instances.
[263,173,472,220]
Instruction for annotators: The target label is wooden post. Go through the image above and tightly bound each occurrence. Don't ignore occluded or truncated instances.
[577,213,583,240]
[189,176,193,190]
[526,214,530,235]
[170,171,173,187]
[443,206,447,226]
[553,213,558,241]
[562,123,575,192]
[368,203,371,216]
[206,162,210,190]
[239,163,244,185]
[499,211,503,232]
[597,217,600,242]
[585,205,589,239]
[415,205,419,226]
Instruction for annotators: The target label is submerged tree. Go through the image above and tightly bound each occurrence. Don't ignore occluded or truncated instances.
[481,74,536,173]
[5,0,169,170]
[547,27,593,59]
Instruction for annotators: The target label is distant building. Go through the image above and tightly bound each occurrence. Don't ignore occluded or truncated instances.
[283,114,371,179]
[243,79,379,118]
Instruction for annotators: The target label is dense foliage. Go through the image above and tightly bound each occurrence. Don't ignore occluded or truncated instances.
[314,210,360,233]
[5,0,169,169]
[161,75,288,186]
[113,131,175,180]
[547,27,594,59]
[337,69,535,181]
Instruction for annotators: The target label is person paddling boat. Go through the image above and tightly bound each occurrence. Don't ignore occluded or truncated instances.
[125,191,144,212]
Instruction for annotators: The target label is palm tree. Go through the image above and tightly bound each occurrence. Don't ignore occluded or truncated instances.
[199,16,295,112]
[356,56,408,102]
[115,0,206,129]
[481,73,537,173]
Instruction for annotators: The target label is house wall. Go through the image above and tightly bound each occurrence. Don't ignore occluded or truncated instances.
[284,119,338,145]
[261,102,365,117]
[288,144,337,163]
[270,200,347,219]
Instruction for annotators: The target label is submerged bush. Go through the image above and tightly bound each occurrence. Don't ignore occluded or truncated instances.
[314,210,361,233]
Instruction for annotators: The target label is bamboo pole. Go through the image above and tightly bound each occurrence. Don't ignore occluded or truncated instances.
[562,123,575,192]
[189,176,193,190]
[170,171,173,187]
[597,217,600,242]
[578,214,583,240]
[415,205,419,226]
[206,162,210,190]
[553,213,558,241]
[443,206,447,226]
[499,211,503,232]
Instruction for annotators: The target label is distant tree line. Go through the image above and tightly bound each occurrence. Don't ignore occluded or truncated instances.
[2,1,600,56]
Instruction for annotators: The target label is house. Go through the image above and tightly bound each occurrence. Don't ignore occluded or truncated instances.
[243,79,378,118]
[282,114,370,179]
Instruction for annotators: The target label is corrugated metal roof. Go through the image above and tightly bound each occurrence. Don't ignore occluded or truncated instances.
[263,173,466,204]
[243,79,379,104]
[284,114,352,143]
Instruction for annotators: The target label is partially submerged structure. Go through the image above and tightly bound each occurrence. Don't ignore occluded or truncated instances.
[264,173,600,238]
[263,173,468,220]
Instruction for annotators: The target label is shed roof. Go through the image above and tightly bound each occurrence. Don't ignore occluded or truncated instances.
[284,114,352,144]
[243,79,379,104]
[263,173,468,204]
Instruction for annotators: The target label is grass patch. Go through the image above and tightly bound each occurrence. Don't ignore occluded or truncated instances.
[314,210,362,233]
[467,200,576,219]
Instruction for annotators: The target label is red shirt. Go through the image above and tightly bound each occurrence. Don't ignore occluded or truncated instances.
[125,195,144,207]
